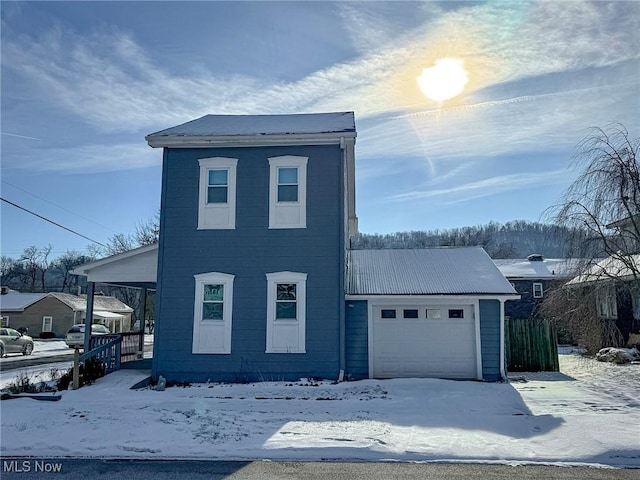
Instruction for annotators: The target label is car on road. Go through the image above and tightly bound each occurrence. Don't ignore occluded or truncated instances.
[65,324,111,348]
[0,328,34,357]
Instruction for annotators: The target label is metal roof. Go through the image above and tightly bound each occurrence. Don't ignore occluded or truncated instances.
[347,247,517,296]
[146,112,355,145]
[493,258,582,279]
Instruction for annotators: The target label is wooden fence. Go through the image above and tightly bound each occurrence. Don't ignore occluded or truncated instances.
[506,317,559,372]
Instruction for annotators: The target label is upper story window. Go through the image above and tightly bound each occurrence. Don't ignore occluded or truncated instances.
[268,156,307,229]
[198,157,238,230]
[532,282,543,298]
[207,169,229,203]
[277,167,299,202]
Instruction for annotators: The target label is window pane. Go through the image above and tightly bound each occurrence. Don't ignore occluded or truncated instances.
[403,309,419,319]
[278,167,298,184]
[208,186,228,203]
[381,309,396,319]
[277,185,298,202]
[426,309,441,319]
[208,169,228,186]
[448,309,464,319]
[276,301,296,319]
[203,302,223,320]
[204,284,224,302]
[277,284,296,300]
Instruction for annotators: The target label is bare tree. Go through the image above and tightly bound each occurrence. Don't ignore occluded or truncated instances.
[52,251,95,293]
[545,123,640,351]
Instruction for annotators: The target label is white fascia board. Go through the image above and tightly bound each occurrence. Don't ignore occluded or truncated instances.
[146,132,356,148]
[71,244,159,276]
[345,294,521,302]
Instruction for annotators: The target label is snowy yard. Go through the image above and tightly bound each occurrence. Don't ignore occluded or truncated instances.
[1,350,638,467]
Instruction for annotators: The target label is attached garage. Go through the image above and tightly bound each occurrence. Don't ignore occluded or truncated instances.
[371,302,478,379]
[345,248,519,381]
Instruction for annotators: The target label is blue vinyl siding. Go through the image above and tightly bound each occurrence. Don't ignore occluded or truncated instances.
[345,300,369,380]
[154,145,345,383]
[479,299,502,381]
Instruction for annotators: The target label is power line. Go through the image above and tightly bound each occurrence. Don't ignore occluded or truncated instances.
[1,196,106,247]
[1,180,117,234]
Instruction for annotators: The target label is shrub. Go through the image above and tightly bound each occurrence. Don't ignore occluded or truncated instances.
[39,332,56,339]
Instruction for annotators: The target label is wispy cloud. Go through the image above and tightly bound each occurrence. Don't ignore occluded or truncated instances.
[6,143,159,174]
[389,170,569,206]
[1,1,637,178]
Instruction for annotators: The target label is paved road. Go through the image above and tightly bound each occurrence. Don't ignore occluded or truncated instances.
[1,459,639,480]
[0,354,74,371]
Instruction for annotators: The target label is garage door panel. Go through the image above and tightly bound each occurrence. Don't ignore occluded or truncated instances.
[372,304,477,379]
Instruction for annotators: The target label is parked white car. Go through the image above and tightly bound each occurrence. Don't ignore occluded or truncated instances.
[65,324,111,349]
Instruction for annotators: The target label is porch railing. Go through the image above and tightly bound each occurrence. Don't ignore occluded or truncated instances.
[73,335,122,389]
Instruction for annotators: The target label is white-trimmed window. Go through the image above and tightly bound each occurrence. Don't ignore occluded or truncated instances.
[266,271,307,353]
[42,316,53,332]
[532,282,544,298]
[1,316,8,327]
[268,156,308,229]
[198,157,238,230]
[192,272,234,354]
[596,285,617,319]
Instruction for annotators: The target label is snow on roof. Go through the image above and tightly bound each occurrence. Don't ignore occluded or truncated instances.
[0,291,47,311]
[49,292,133,313]
[146,112,356,147]
[566,253,640,286]
[347,247,517,296]
[493,258,581,279]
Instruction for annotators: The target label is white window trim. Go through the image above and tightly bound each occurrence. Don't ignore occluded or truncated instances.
[532,282,543,299]
[198,157,238,230]
[266,271,307,353]
[42,316,53,332]
[192,272,235,354]
[597,285,617,319]
[268,156,308,229]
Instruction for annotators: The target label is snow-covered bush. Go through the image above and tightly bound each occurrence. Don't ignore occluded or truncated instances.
[595,347,640,364]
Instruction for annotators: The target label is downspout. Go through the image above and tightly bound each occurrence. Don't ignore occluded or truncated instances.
[499,299,507,380]
[337,136,347,382]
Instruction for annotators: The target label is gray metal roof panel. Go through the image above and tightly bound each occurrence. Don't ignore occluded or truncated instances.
[347,248,517,295]
[147,112,355,139]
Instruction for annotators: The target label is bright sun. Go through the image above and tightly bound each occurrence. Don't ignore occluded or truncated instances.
[417,58,469,102]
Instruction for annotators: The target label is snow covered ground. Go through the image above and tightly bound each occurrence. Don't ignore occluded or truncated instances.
[0,339,74,363]
[1,349,638,467]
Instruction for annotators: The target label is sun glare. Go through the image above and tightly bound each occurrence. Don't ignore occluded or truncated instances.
[417,58,469,102]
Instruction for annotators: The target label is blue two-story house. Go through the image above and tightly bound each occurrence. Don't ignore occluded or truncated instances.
[146,113,357,382]
[143,112,518,383]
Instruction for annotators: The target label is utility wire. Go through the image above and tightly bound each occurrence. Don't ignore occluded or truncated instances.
[1,180,118,233]
[1,196,106,247]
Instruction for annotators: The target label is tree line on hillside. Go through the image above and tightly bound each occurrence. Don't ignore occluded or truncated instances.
[351,220,595,258]
[2,218,588,295]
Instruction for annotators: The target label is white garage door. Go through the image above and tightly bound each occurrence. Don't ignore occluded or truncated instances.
[372,304,478,379]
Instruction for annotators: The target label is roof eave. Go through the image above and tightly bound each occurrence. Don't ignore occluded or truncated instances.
[145,131,356,148]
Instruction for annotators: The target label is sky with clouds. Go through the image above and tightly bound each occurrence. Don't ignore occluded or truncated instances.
[1,1,639,258]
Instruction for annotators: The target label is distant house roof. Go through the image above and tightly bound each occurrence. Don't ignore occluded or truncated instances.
[347,247,518,296]
[493,258,581,280]
[0,291,47,312]
[0,290,132,313]
[146,112,356,148]
[566,254,640,286]
[49,292,133,313]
